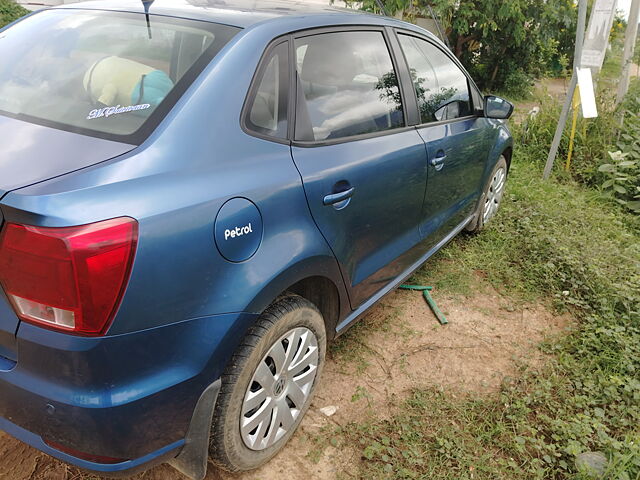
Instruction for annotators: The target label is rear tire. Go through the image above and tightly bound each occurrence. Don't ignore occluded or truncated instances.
[209,294,326,472]
[466,155,508,233]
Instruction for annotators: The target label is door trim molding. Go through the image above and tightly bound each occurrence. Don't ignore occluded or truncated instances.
[334,213,473,334]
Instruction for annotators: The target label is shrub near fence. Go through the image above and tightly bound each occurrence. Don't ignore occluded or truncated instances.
[0,0,28,29]
[517,78,640,216]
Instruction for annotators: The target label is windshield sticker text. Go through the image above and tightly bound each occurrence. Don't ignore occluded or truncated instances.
[86,103,151,120]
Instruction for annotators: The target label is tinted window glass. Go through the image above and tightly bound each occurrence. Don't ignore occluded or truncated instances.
[398,35,472,124]
[294,31,404,142]
[246,42,289,139]
[0,10,239,144]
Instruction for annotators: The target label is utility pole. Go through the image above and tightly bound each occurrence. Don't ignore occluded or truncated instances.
[616,0,640,105]
[543,0,588,180]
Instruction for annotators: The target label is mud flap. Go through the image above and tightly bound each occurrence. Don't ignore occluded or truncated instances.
[168,379,221,480]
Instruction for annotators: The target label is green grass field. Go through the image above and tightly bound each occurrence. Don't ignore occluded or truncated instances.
[337,157,639,479]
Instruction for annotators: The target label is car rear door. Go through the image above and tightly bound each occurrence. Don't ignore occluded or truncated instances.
[395,32,490,247]
[290,28,428,309]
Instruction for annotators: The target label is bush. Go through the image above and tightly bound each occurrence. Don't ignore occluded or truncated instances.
[501,70,536,99]
[599,81,640,213]
[351,0,577,96]
[0,0,28,28]
[515,84,634,194]
[599,151,640,213]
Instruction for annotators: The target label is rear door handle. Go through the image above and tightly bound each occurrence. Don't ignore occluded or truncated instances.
[323,186,355,206]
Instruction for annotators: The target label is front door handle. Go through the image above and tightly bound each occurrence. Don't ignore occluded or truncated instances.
[323,186,355,206]
[430,151,447,171]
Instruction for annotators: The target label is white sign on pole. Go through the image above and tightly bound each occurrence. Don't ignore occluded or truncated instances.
[580,0,617,69]
[576,67,598,117]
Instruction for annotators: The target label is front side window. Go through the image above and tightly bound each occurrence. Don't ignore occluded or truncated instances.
[0,9,240,143]
[398,34,472,124]
[294,31,404,142]
[245,42,289,139]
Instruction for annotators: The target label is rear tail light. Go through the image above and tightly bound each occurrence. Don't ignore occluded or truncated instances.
[0,217,138,336]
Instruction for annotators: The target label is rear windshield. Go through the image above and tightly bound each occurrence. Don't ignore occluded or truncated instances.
[0,9,240,144]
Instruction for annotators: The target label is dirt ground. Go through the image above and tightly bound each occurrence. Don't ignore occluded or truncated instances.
[0,285,572,480]
[512,77,571,124]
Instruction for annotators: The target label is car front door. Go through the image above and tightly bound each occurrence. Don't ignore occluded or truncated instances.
[396,33,490,248]
[290,29,428,309]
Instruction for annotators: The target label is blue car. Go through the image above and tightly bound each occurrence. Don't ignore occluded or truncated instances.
[0,1,513,477]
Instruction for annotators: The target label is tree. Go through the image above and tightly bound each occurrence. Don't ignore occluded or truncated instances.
[347,0,577,94]
[634,28,640,73]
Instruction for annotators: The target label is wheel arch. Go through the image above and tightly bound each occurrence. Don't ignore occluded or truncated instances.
[244,256,349,341]
[502,145,513,172]
[481,124,513,185]
[283,276,342,341]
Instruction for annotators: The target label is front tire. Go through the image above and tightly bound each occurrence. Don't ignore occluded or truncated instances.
[209,295,326,472]
[466,155,508,233]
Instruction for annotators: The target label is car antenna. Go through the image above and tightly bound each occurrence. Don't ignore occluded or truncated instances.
[374,0,389,16]
[141,0,154,39]
[425,3,451,50]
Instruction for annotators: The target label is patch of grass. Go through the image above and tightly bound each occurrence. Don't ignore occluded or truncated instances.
[514,90,624,190]
[495,85,536,104]
[342,157,639,478]
[329,300,407,373]
[511,63,639,217]
[599,40,624,91]
[305,424,343,464]
[414,161,639,307]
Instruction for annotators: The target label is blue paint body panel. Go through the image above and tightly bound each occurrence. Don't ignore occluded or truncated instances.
[0,312,257,460]
[418,117,492,243]
[291,130,429,308]
[0,2,513,476]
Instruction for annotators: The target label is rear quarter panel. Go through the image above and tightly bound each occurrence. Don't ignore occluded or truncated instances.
[0,23,346,336]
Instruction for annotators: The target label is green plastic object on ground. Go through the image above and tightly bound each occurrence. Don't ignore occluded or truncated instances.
[398,284,432,291]
[399,284,448,325]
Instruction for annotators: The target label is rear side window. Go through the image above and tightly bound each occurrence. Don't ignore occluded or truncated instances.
[294,31,404,142]
[398,34,472,124]
[245,41,289,139]
[0,9,240,144]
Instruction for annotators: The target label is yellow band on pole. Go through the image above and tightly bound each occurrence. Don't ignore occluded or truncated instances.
[565,87,582,172]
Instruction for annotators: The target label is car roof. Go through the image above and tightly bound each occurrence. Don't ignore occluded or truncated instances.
[55,0,375,28]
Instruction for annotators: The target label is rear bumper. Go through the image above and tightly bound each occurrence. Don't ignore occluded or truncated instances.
[0,312,258,475]
[0,415,183,474]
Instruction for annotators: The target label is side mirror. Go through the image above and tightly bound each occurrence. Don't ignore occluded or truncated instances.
[484,95,514,119]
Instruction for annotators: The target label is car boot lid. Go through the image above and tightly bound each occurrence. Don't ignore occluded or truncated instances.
[0,115,135,198]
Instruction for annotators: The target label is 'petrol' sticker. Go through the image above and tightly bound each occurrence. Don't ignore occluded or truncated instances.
[224,223,253,240]
[214,199,263,263]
